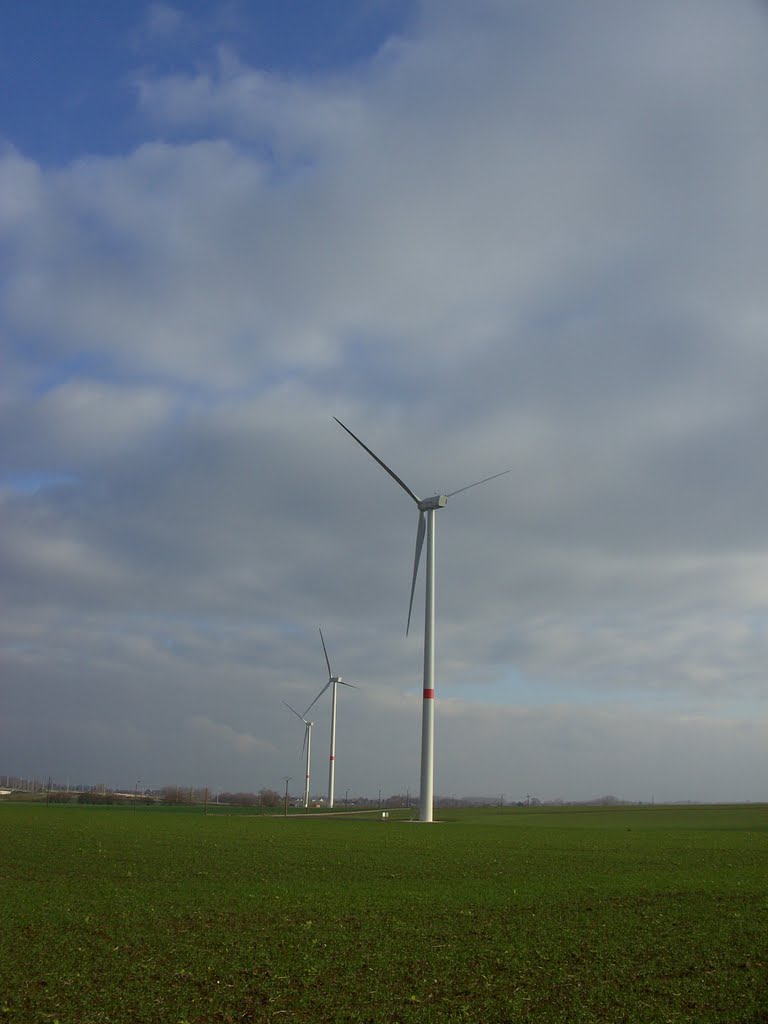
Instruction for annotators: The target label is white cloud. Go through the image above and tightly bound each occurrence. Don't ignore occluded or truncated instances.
[135,46,366,156]
[145,3,185,42]
[0,380,173,474]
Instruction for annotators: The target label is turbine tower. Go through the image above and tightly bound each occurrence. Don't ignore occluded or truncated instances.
[334,417,508,823]
[304,628,357,809]
[283,702,313,808]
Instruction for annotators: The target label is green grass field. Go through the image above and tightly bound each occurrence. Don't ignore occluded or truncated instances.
[1,803,767,1023]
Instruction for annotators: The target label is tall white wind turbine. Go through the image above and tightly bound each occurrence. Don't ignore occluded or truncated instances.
[334,417,509,823]
[304,628,357,809]
[283,702,313,809]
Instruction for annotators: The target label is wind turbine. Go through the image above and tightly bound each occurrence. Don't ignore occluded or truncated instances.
[334,416,509,823]
[283,702,313,809]
[304,628,357,809]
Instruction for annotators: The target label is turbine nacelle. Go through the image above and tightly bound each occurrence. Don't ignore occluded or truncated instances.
[418,495,448,511]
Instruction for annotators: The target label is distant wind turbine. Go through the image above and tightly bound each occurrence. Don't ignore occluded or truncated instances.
[304,628,357,809]
[283,702,313,809]
[334,417,509,823]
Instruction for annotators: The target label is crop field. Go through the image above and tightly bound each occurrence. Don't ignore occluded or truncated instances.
[1,803,767,1023]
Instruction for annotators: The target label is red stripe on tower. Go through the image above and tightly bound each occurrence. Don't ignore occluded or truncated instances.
[330,755,335,761]
[423,688,435,700]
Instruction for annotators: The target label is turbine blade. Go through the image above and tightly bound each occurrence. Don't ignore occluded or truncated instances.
[334,417,420,504]
[319,627,333,679]
[302,727,307,756]
[303,680,331,717]
[283,700,304,722]
[446,469,511,498]
[406,510,426,637]
[338,680,358,689]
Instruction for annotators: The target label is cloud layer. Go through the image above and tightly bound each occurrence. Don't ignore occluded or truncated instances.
[2,0,768,801]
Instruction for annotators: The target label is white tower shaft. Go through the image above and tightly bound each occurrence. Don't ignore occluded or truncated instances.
[328,679,338,807]
[303,724,311,808]
[419,508,436,822]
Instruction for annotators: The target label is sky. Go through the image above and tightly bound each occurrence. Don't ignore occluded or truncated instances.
[2,0,768,804]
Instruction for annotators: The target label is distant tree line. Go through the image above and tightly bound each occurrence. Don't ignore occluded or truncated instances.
[1,772,639,808]
[76,792,154,806]
[214,789,282,808]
